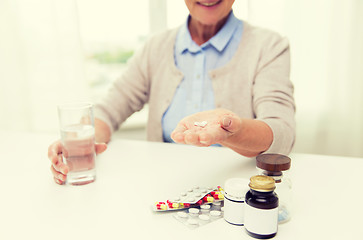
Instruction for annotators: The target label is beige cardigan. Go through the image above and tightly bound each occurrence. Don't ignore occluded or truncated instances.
[94,22,296,155]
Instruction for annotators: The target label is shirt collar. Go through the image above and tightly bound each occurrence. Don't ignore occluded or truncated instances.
[175,11,239,54]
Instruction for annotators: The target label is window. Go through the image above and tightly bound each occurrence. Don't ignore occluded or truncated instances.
[76,0,149,101]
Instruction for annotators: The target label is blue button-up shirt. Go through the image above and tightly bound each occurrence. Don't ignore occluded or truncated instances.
[162,11,244,142]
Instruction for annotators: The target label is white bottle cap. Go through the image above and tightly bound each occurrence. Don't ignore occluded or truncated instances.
[224,178,250,199]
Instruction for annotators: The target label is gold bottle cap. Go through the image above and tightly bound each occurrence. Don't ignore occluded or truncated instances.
[249,175,276,192]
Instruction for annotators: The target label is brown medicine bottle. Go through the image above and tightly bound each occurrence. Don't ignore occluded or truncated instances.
[244,175,279,239]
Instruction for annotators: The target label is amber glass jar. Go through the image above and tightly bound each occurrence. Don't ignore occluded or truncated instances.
[245,175,279,239]
[256,154,292,223]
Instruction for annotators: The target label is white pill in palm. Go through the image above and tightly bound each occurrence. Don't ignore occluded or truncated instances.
[200,121,208,127]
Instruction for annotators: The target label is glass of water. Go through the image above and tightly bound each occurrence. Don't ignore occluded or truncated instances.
[57,102,96,185]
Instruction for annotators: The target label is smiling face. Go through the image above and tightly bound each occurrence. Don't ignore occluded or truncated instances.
[184,0,235,26]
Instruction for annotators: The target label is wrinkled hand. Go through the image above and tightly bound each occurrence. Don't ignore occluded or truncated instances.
[48,140,107,185]
[171,109,242,146]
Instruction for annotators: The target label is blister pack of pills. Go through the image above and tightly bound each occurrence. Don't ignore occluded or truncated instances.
[173,202,224,229]
[152,186,224,211]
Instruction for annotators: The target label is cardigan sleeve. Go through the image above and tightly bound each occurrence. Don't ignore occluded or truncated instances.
[253,34,296,155]
[94,39,151,133]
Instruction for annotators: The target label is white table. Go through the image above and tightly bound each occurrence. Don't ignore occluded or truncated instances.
[1,132,362,240]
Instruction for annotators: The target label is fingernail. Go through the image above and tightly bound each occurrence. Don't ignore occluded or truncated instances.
[222,117,231,127]
[58,174,64,181]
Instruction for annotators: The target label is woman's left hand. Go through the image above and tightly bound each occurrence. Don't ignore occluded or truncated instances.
[171,109,242,146]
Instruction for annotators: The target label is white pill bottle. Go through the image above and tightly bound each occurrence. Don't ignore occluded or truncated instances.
[223,178,250,225]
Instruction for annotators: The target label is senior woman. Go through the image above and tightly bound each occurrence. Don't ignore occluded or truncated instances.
[49,0,295,184]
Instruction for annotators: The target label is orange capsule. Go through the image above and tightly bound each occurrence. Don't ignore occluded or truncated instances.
[203,196,214,203]
[156,204,167,210]
[213,193,224,200]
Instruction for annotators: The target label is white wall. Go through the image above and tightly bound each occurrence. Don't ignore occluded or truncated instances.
[0,0,88,133]
[247,0,363,157]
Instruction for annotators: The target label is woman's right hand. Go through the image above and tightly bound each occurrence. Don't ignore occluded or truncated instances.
[47,140,107,185]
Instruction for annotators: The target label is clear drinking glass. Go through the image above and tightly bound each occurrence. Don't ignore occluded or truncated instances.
[57,102,96,185]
